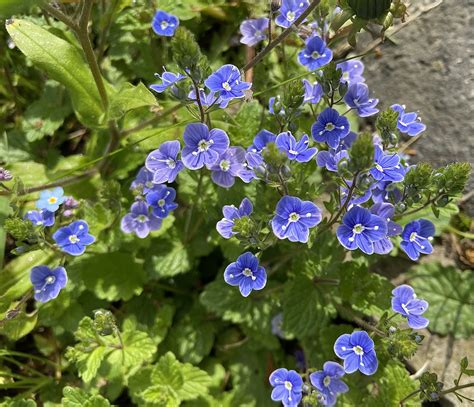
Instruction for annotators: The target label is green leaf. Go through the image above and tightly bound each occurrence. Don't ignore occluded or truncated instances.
[0,308,37,340]
[0,196,11,268]
[146,238,191,279]
[6,19,111,127]
[410,263,474,338]
[231,100,262,146]
[62,386,111,407]
[70,252,146,301]
[109,82,158,120]
[0,0,45,17]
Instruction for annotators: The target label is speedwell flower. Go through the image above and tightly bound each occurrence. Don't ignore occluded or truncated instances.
[269,368,303,407]
[240,18,269,46]
[337,60,365,85]
[131,167,162,196]
[25,209,55,227]
[246,129,277,168]
[276,132,317,162]
[391,104,426,136]
[36,187,65,212]
[334,331,378,375]
[370,146,405,182]
[151,10,179,36]
[369,203,402,255]
[310,361,349,407]
[204,64,251,101]
[400,219,435,261]
[316,149,349,172]
[150,71,185,93]
[298,36,333,71]
[145,185,178,218]
[302,79,323,104]
[216,197,253,239]
[53,220,95,256]
[392,284,429,329]
[224,252,266,297]
[209,147,249,188]
[344,83,379,117]
[121,201,162,239]
[145,140,184,184]
[311,107,350,149]
[30,265,67,303]
[275,0,310,28]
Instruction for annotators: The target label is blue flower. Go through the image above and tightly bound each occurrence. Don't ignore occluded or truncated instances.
[224,252,266,297]
[269,368,303,407]
[145,140,184,184]
[150,71,185,93]
[337,60,365,85]
[369,203,402,255]
[400,219,435,261]
[121,201,162,239]
[271,313,286,339]
[269,96,285,116]
[36,187,65,212]
[276,132,317,162]
[30,265,67,303]
[334,331,378,375]
[53,220,95,256]
[298,36,333,71]
[310,361,349,407]
[371,180,402,204]
[240,18,269,46]
[370,146,405,182]
[188,89,229,109]
[151,10,179,37]
[131,167,163,196]
[302,79,323,104]
[391,104,426,136]
[25,209,55,227]
[246,129,277,168]
[209,147,250,188]
[344,83,379,117]
[216,197,253,239]
[204,64,251,101]
[275,0,310,28]
[145,185,178,218]
[181,123,229,170]
[392,285,429,329]
[311,108,350,149]
[316,149,349,172]
[336,206,387,255]
[272,196,322,243]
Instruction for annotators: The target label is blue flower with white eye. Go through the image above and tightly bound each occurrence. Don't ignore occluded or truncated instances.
[392,285,429,329]
[30,265,67,303]
[369,203,402,255]
[316,149,349,172]
[311,108,350,149]
[121,201,162,239]
[310,361,349,407]
[188,89,229,109]
[371,180,403,204]
[391,104,426,136]
[36,187,65,212]
[334,331,378,375]
[246,129,277,168]
[344,83,379,117]
[181,123,229,170]
[240,18,269,46]
[269,368,303,407]
[276,132,317,163]
[370,146,405,182]
[275,0,310,28]
[336,206,387,255]
[302,79,323,104]
[216,197,253,239]
[224,252,266,297]
[131,167,163,196]
[272,196,322,243]
[298,36,333,71]
[150,71,185,93]
[145,185,178,219]
[151,10,179,37]
[208,147,250,188]
[400,219,435,261]
[25,209,55,227]
[337,60,365,85]
[53,220,95,256]
[145,140,184,184]
[204,64,251,101]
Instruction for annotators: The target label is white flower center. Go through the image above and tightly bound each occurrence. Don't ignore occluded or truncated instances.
[137,214,148,223]
[145,181,154,188]
[45,275,55,284]
[323,375,331,387]
[166,159,176,169]
[375,163,384,172]
[284,380,293,390]
[220,159,230,172]
[353,345,364,356]
[311,50,320,59]
[222,81,232,91]
[409,232,418,242]
[160,21,169,30]
[197,139,213,152]
[325,122,335,131]
[353,223,365,234]
[287,11,296,21]
[158,199,166,207]
[68,234,79,244]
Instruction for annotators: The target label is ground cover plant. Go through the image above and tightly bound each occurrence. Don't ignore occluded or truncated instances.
[0,0,473,406]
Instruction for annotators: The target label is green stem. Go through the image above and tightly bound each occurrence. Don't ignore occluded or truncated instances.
[399,389,421,406]
[441,382,474,395]
[184,170,204,240]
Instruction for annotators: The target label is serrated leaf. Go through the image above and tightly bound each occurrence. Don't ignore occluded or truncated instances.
[231,100,262,146]
[107,329,156,369]
[109,82,158,119]
[62,386,111,407]
[147,239,191,279]
[410,263,474,338]
[79,346,107,383]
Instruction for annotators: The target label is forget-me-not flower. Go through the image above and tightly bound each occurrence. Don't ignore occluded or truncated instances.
[216,197,253,239]
[30,265,67,303]
[121,201,162,239]
[337,60,365,85]
[151,10,179,36]
[145,185,178,218]
[25,209,55,227]
[145,140,184,184]
[310,361,349,407]
[269,368,303,406]
[275,0,310,28]
[344,83,379,117]
[400,219,435,261]
[53,220,95,256]
[240,18,269,46]
[224,252,266,297]
[298,36,333,71]
[311,107,350,148]
[391,104,426,136]
[334,331,378,375]
[276,132,317,162]
[204,64,251,101]
[36,187,65,212]
[392,284,429,329]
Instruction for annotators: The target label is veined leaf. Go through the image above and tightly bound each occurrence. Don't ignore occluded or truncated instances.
[109,82,158,120]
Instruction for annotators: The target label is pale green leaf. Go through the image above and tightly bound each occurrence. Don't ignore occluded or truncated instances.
[109,82,158,120]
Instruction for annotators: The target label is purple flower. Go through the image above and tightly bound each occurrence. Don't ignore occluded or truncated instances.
[25,209,55,227]
[316,149,349,172]
[145,185,178,218]
[391,104,426,137]
[36,187,66,212]
[276,132,317,162]
[209,147,250,188]
[188,89,229,109]
[64,197,79,209]
[334,331,378,375]
[312,108,350,149]
[216,197,253,239]
[337,60,365,85]
[224,252,266,297]
[181,123,229,170]
[204,64,251,101]
[344,83,379,117]
[53,220,95,256]
[269,96,285,116]
[240,18,269,46]
[310,362,349,407]
[145,140,184,184]
[269,368,303,407]
[369,203,402,255]
[336,206,387,255]
[400,219,435,261]
[150,71,185,93]
[275,0,310,28]
[371,180,402,204]
[131,167,162,195]
[30,265,67,303]
[272,196,322,243]
[121,201,162,239]
[0,167,12,181]
[302,79,323,104]
[392,285,429,329]
[246,129,277,168]
[298,36,333,71]
[370,146,405,182]
[151,10,179,37]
